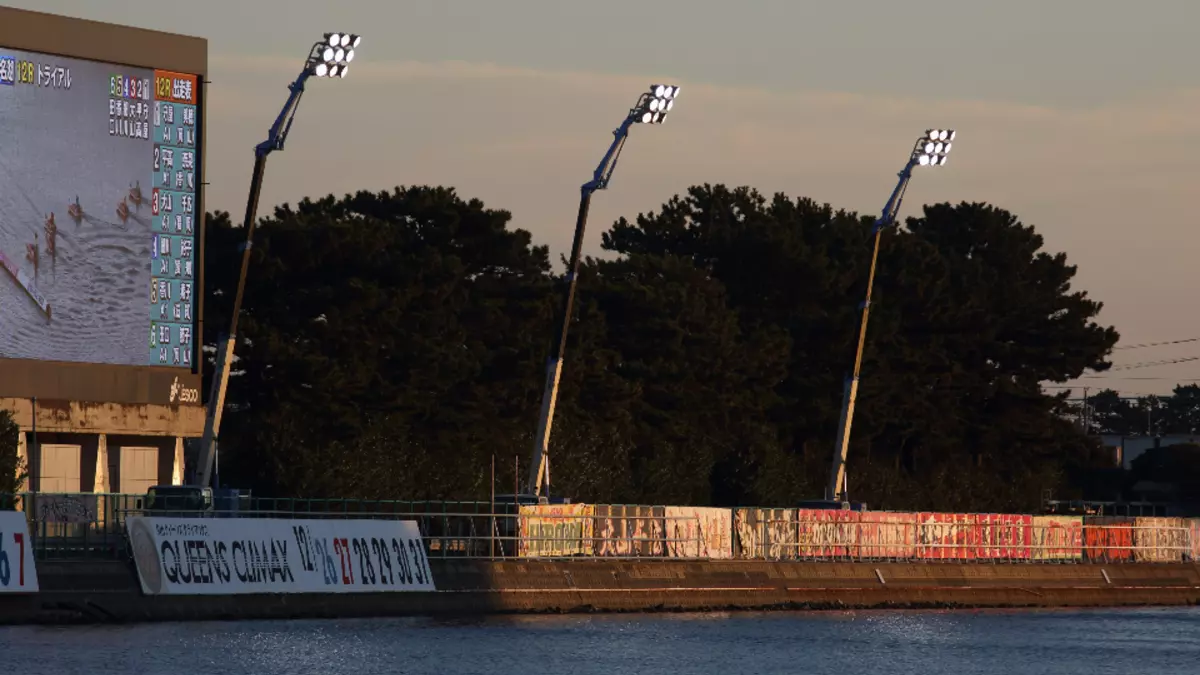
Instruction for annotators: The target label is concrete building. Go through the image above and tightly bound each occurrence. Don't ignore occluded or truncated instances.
[1099,434,1200,470]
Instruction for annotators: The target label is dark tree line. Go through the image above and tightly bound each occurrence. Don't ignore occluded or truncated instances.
[201,184,1120,512]
[1075,386,1200,437]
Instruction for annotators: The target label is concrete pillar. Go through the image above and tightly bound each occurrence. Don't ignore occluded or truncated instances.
[171,437,184,486]
[93,434,110,493]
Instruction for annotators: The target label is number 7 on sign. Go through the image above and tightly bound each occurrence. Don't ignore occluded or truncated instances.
[13,533,22,586]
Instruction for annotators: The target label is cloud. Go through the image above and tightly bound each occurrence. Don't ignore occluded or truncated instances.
[199,55,1200,390]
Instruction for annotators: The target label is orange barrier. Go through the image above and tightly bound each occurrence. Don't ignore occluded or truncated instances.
[975,513,1033,560]
[1084,517,1135,561]
[918,512,976,560]
[796,509,859,558]
[858,511,918,559]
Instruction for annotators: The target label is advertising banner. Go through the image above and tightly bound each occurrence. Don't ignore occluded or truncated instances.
[858,511,917,559]
[0,511,38,593]
[796,509,859,558]
[1083,516,1134,561]
[33,493,99,524]
[663,507,733,559]
[733,508,798,560]
[592,505,665,557]
[1031,515,1083,561]
[1132,517,1188,563]
[974,513,1033,560]
[918,512,975,560]
[125,517,435,596]
[518,504,594,557]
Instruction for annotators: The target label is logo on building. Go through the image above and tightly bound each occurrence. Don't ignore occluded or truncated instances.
[169,376,199,404]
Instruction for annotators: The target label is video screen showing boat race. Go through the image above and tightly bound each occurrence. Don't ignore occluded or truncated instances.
[0,46,198,368]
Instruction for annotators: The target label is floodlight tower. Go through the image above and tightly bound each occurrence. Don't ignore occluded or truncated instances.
[196,33,362,488]
[526,84,681,498]
[826,129,956,503]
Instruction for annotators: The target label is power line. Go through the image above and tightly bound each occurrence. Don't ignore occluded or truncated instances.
[1076,376,1200,382]
[1100,356,1200,372]
[1114,337,1200,350]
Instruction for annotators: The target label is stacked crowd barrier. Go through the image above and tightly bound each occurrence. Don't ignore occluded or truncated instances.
[5,493,1199,563]
[514,506,1199,562]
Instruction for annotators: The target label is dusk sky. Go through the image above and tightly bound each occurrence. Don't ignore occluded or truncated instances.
[9,0,1200,397]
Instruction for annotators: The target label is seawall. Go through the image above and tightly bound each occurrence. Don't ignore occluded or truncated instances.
[3,559,1199,624]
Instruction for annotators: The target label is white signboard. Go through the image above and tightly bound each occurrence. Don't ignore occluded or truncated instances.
[0,511,38,593]
[125,517,436,595]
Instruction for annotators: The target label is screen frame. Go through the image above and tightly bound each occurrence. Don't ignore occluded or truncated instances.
[0,6,207,406]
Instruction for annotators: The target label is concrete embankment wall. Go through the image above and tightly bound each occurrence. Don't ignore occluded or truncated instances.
[3,559,1199,624]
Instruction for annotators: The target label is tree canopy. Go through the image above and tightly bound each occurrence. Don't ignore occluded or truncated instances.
[0,409,24,501]
[1077,385,1200,437]
[202,184,1120,512]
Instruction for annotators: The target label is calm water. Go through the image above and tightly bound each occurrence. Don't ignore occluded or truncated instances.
[2,608,1197,675]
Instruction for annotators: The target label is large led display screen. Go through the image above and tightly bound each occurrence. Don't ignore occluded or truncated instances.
[0,46,199,369]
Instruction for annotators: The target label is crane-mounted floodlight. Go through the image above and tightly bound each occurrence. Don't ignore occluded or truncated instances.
[197,32,365,488]
[633,84,680,125]
[827,126,960,505]
[914,129,956,167]
[526,81,685,498]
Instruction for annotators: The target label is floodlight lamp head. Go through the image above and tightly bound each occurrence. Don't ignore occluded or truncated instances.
[633,84,680,124]
[310,33,360,77]
[912,128,956,167]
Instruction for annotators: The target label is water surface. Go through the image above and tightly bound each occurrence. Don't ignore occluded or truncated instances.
[2,607,1197,675]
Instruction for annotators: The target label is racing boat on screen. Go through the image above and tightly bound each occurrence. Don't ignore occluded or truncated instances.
[68,196,82,222]
[0,247,51,318]
[129,181,143,207]
[44,213,57,259]
[117,196,129,222]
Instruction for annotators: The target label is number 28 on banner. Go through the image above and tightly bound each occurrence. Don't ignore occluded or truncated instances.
[0,531,29,589]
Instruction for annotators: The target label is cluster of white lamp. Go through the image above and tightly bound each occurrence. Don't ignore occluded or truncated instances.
[915,128,955,167]
[637,84,681,124]
[311,32,361,78]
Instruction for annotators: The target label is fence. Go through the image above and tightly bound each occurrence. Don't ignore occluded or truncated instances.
[4,493,1199,564]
